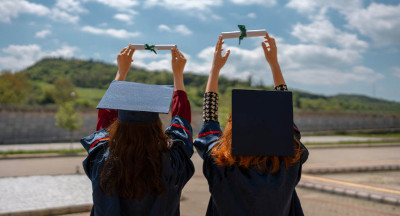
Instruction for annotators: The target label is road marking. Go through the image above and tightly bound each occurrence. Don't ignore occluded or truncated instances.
[301,196,400,216]
[302,174,400,195]
[305,160,400,167]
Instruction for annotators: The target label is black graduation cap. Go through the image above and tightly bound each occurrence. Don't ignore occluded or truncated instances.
[97,80,174,124]
[231,89,294,156]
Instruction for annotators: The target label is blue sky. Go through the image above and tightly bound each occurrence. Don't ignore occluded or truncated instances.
[1,0,400,102]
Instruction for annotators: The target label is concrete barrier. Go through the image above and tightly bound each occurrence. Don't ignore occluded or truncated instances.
[1,108,399,144]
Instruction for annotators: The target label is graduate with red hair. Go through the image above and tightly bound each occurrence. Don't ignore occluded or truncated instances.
[194,33,309,216]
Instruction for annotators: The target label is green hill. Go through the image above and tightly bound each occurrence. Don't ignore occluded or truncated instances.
[1,57,399,115]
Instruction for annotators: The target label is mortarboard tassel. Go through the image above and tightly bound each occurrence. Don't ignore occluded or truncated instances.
[238,25,247,45]
[144,44,157,54]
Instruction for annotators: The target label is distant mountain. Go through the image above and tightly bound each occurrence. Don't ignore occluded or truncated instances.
[6,58,399,113]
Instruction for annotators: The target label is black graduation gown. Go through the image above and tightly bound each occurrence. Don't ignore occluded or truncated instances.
[80,116,194,216]
[194,121,309,216]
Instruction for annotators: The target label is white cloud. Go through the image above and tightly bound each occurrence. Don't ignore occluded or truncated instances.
[55,0,87,14]
[92,0,138,8]
[127,34,383,87]
[47,45,77,57]
[346,3,400,46]
[247,13,256,18]
[0,0,50,23]
[158,24,192,36]
[50,8,80,23]
[132,51,172,71]
[182,39,381,86]
[35,30,52,38]
[285,0,318,14]
[230,0,276,6]
[278,43,362,70]
[392,66,400,79]
[88,0,138,14]
[286,1,400,46]
[144,0,222,10]
[183,46,267,82]
[81,26,140,39]
[174,25,193,36]
[114,13,133,24]
[0,0,88,24]
[285,66,384,85]
[0,44,77,71]
[50,0,88,23]
[158,24,171,32]
[291,18,368,50]
[144,0,222,20]
[286,0,362,15]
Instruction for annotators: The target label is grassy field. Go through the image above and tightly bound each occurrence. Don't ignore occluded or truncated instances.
[75,87,106,101]
[32,80,105,105]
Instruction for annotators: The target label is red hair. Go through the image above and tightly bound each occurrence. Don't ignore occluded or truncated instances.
[211,116,303,174]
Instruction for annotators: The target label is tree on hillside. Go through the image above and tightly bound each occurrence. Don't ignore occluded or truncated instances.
[52,77,77,104]
[55,101,82,150]
[0,71,32,104]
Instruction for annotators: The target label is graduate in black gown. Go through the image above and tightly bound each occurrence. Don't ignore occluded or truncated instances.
[194,33,309,216]
[80,44,194,215]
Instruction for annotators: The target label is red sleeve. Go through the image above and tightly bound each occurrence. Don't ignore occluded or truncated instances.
[96,109,118,131]
[171,90,191,123]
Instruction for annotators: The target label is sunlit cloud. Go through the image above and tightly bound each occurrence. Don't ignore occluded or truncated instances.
[0,44,78,71]
[81,26,140,39]
[35,30,52,39]
[158,24,193,36]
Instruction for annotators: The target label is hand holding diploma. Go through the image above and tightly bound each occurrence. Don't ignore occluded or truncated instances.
[261,32,278,65]
[171,48,186,91]
[206,35,230,93]
[221,25,266,45]
[116,43,135,81]
[221,30,266,39]
[130,44,177,54]
[261,32,286,87]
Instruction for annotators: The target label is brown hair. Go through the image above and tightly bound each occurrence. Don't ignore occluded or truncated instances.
[211,116,302,174]
[100,118,170,200]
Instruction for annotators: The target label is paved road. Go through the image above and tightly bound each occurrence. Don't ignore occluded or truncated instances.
[1,135,397,152]
[2,146,400,178]
[65,187,400,216]
[1,146,400,215]
[0,156,86,178]
[304,146,400,167]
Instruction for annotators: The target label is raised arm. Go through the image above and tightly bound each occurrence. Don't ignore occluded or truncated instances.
[96,44,135,130]
[206,35,230,93]
[261,32,287,90]
[202,36,230,123]
[193,36,229,158]
[171,48,186,91]
[170,48,191,122]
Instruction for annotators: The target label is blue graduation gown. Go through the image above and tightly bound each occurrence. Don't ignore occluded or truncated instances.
[194,121,309,216]
[80,116,194,216]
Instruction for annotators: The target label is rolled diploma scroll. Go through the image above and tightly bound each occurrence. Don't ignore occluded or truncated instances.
[221,29,266,39]
[130,44,177,50]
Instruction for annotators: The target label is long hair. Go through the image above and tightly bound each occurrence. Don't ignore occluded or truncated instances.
[211,116,303,174]
[100,118,170,200]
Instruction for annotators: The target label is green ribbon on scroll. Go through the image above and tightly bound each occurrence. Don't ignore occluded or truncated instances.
[238,25,247,45]
[144,44,157,54]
